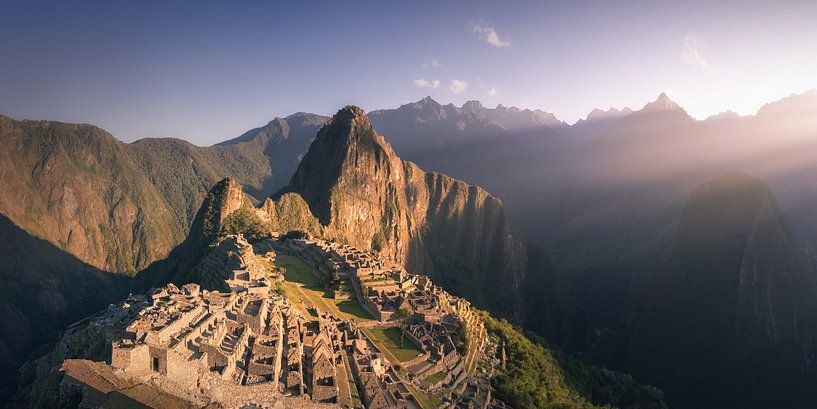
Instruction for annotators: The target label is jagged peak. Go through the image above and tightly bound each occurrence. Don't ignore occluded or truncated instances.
[640,92,683,113]
[190,177,254,239]
[419,95,438,104]
[331,105,370,126]
[583,106,634,122]
[313,105,387,150]
[398,96,442,110]
[463,100,486,110]
[263,117,290,135]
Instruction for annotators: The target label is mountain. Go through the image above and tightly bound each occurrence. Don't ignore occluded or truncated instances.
[626,173,817,408]
[0,113,327,275]
[0,215,131,403]
[639,92,682,113]
[580,106,633,123]
[0,116,181,273]
[127,112,327,232]
[5,90,817,408]
[367,97,563,171]
[0,113,325,404]
[8,172,666,409]
[268,106,580,342]
[462,100,564,131]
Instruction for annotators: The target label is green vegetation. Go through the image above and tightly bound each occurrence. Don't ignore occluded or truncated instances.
[277,255,321,287]
[367,328,423,362]
[483,315,665,409]
[334,299,374,320]
[220,207,271,239]
[371,231,386,252]
[266,193,324,237]
[451,324,469,355]
[423,371,447,386]
[404,382,442,409]
[392,307,411,320]
[282,229,309,240]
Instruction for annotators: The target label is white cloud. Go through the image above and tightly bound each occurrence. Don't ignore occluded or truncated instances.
[448,79,468,94]
[421,58,440,69]
[487,87,498,97]
[682,33,713,72]
[471,22,511,48]
[413,79,440,89]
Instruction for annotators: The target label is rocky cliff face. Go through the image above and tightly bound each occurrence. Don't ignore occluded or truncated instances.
[161,178,257,287]
[626,173,817,408]
[0,114,324,404]
[269,106,561,323]
[0,113,326,275]
[0,116,181,274]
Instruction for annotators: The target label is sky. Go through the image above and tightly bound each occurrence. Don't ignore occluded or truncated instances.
[1,0,816,145]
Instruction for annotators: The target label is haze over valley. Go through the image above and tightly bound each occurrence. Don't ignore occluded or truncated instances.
[2,2,817,409]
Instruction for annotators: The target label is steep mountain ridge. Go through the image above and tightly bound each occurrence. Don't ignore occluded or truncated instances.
[367,97,563,170]
[626,173,817,408]
[270,106,568,327]
[0,114,324,404]
[0,113,326,274]
[0,116,181,273]
[0,215,131,403]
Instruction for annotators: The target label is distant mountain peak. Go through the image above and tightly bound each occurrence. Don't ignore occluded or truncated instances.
[462,100,488,117]
[641,92,683,113]
[756,89,817,119]
[583,106,633,122]
[463,100,485,109]
[414,96,441,108]
[704,110,741,121]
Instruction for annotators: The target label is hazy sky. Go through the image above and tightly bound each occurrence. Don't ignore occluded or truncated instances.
[1,0,816,145]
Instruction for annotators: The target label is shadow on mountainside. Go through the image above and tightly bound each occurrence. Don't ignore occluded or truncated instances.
[0,214,132,405]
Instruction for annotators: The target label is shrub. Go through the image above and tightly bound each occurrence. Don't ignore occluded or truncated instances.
[221,207,271,240]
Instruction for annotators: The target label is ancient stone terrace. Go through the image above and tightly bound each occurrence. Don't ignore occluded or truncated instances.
[109,276,346,406]
[347,330,410,409]
[60,234,493,408]
[287,238,488,403]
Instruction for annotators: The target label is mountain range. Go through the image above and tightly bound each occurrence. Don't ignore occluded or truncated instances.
[3,90,817,408]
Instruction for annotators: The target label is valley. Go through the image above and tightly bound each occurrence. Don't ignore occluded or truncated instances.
[4,94,817,408]
[12,229,657,409]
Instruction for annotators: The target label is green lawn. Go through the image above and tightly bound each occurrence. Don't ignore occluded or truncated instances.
[334,299,374,320]
[277,254,321,287]
[405,382,442,409]
[423,371,447,386]
[276,254,377,322]
[367,328,423,362]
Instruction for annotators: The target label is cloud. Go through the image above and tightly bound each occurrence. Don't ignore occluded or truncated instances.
[471,22,511,48]
[487,87,498,97]
[682,33,713,72]
[448,79,468,94]
[421,58,440,69]
[413,79,440,89]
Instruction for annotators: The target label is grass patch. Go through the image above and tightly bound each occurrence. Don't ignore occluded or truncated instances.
[367,328,423,362]
[423,371,447,386]
[277,254,321,287]
[405,382,442,409]
[334,299,374,320]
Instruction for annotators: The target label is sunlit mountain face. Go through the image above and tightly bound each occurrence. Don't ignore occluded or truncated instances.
[3,2,817,408]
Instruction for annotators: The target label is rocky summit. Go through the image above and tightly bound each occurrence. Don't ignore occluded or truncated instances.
[269,107,576,342]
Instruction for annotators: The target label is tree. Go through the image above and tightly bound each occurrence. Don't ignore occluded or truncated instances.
[283,230,308,240]
[220,207,271,240]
